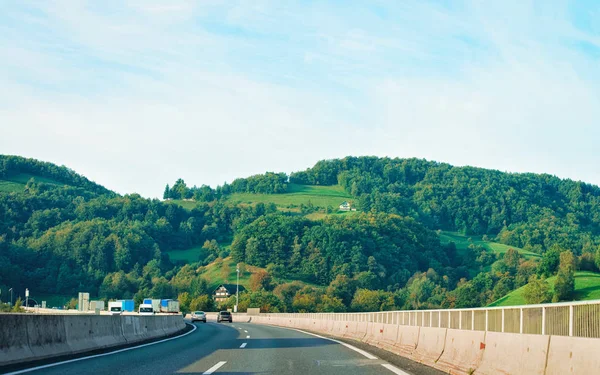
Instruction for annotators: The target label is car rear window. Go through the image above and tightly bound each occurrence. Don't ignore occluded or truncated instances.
[220,311,231,316]
[194,311,204,314]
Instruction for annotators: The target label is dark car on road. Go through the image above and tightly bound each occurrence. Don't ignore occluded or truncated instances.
[217,311,232,323]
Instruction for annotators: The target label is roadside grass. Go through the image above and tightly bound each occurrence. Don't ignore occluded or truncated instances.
[488,271,600,307]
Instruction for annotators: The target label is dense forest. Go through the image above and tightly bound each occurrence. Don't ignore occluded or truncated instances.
[2,155,599,313]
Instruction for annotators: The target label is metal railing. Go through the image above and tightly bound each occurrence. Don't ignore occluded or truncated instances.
[262,299,600,338]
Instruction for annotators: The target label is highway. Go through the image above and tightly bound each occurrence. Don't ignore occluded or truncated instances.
[4,318,442,375]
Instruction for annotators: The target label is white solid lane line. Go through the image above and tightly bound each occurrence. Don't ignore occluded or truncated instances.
[203,361,227,374]
[288,327,412,374]
[4,324,198,375]
[291,329,377,360]
[240,343,247,348]
[382,363,411,375]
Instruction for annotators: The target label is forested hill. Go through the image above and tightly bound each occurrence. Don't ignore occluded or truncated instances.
[0,155,112,195]
[289,157,600,253]
[2,155,599,313]
[166,156,600,255]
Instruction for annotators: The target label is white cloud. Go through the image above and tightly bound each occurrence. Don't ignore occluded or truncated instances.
[1,1,600,197]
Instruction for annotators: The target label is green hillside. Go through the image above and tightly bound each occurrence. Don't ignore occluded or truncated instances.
[197,257,315,291]
[199,257,253,290]
[0,173,65,193]
[225,183,352,209]
[488,271,600,307]
[166,245,208,263]
[167,199,200,210]
[439,231,541,259]
[169,183,354,213]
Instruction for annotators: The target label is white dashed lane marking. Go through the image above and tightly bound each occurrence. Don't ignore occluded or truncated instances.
[203,361,227,374]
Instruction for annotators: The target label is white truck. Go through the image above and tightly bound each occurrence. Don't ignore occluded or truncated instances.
[108,301,122,315]
[138,303,154,315]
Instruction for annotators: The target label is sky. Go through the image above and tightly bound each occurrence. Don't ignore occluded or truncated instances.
[1,1,600,198]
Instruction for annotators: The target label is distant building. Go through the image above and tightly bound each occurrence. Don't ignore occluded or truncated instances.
[339,201,351,211]
[213,284,246,303]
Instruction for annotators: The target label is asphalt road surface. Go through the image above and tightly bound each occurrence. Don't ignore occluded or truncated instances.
[6,319,444,375]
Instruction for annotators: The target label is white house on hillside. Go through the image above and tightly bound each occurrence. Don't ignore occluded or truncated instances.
[339,201,351,211]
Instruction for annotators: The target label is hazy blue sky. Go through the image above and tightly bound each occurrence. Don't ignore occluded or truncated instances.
[1,1,599,197]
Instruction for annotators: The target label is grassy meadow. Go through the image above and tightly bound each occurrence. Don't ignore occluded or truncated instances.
[0,173,64,193]
[488,271,600,307]
[225,183,352,209]
[165,245,209,263]
[439,231,541,259]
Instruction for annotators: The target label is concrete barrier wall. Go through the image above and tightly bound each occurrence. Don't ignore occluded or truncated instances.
[433,329,485,375]
[545,335,600,375]
[26,314,71,360]
[0,314,186,367]
[476,331,549,375]
[392,325,420,357]
[371,323,399,352]
[411,327,447,367]
[0,315,35,365]
[252,317,600,375]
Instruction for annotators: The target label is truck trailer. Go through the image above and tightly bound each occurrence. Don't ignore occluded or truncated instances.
[143,299,180,313]
[160,299,180,313]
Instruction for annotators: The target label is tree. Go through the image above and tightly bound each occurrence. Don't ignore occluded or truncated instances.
[190,295,215,312]
[163,184,171,200]
[553,250,576,302]
[178,292,191,314]
[326,274,357,307]
[318,295,345,312]
[538,246,562,277]
[503,248,521,275]
[523,275,551,304]
[12,297,23,312]
[221,262,231,283]
[249,270,273,292]
[351,289,385,312]
[67,297,78,310]
[292,291,318,313]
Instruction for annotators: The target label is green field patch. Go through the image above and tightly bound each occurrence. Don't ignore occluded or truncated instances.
[198,256,317,291]
[0,180,25,193]
[168,184,354,213]
[439,231,541,259]
[0,173,66,193]
[200,257,253,290]
[488,271,600,307]
[167,199,201,210]
[225,183,353,209]
[166,245,209,263]
[305,210,361,221]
